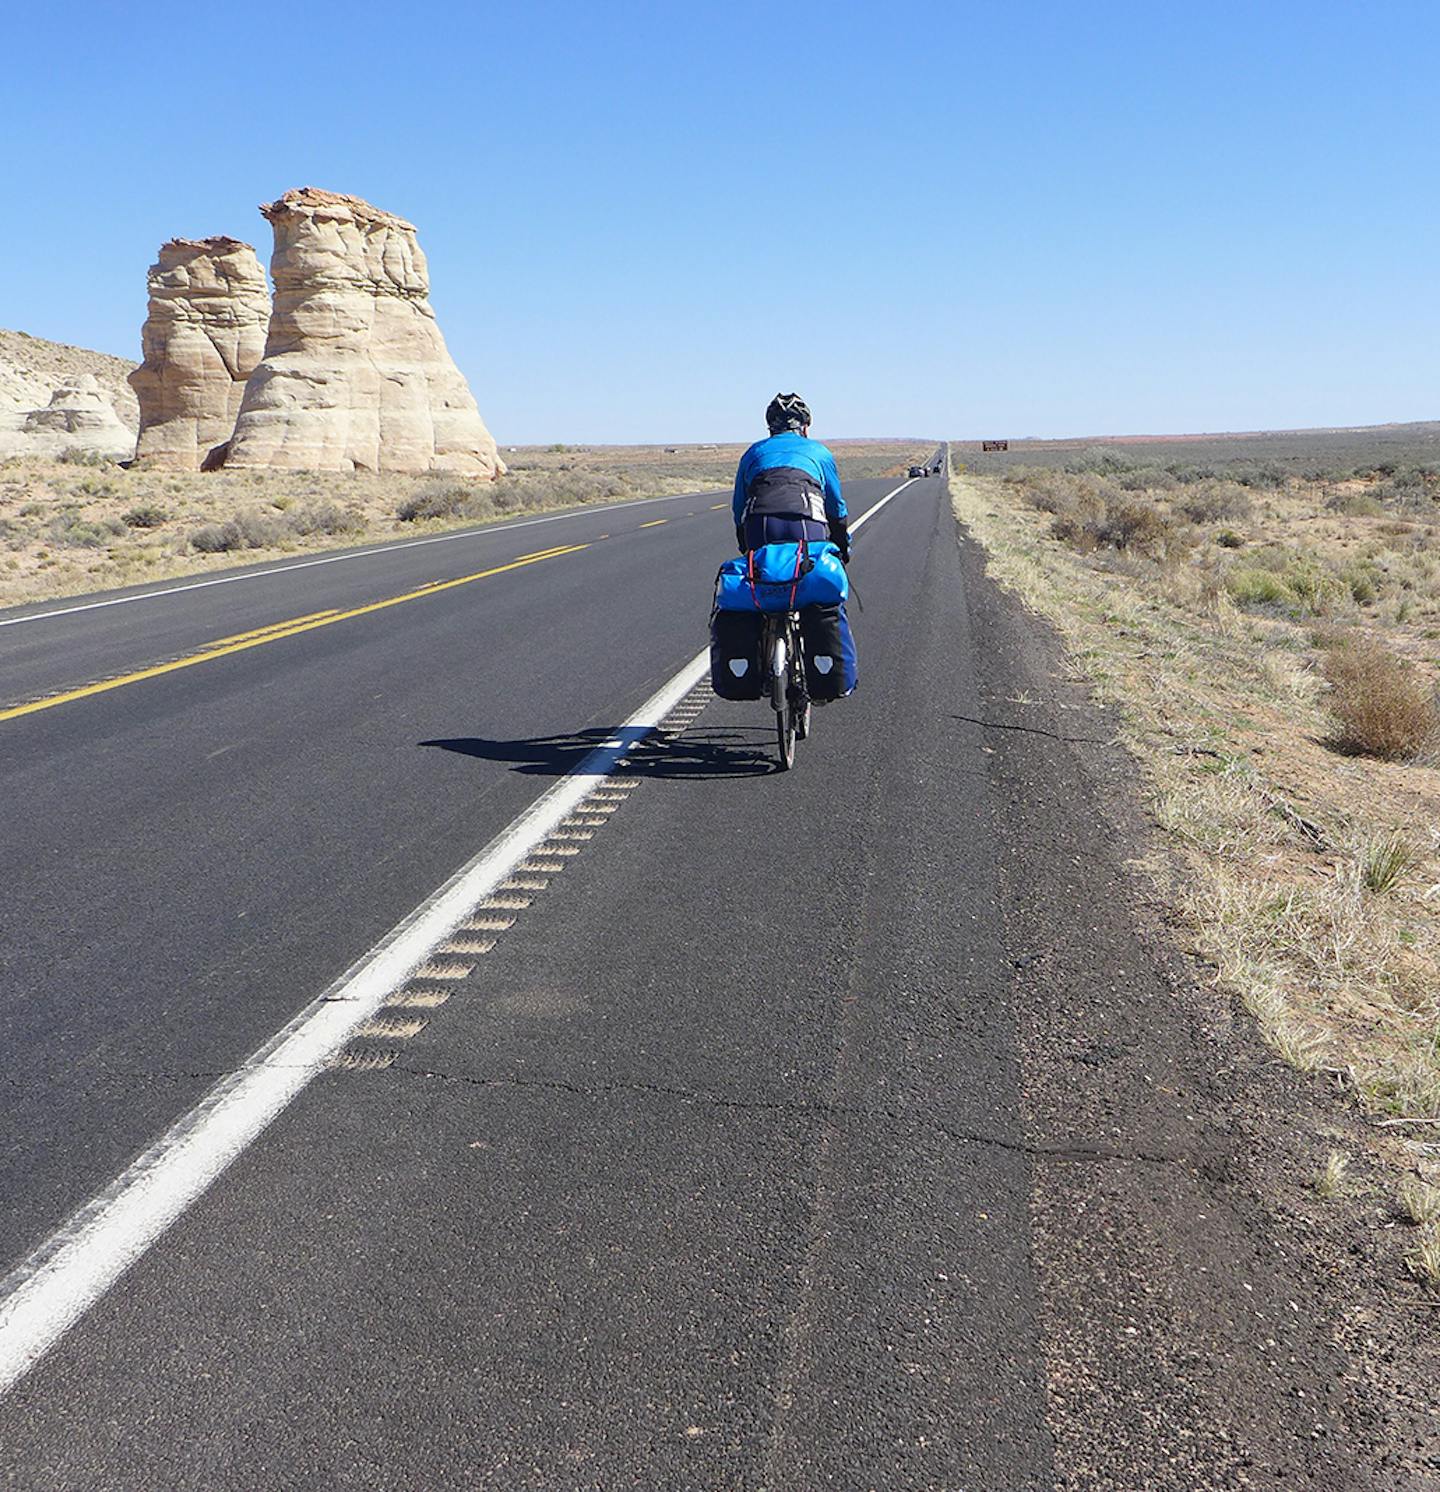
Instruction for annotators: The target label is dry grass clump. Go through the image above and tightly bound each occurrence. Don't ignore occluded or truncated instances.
[1314,1151,1350,1199]
[1397,1176,1440,1289]
[1320,635,1438,760]
[1360,832,1418,894]
[1400,1176,1440,1225]
[1407,1226,1440,1289]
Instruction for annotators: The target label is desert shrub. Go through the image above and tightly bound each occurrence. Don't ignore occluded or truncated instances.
[230,508,285,547]
[1342,564,1382,605]
[1282,559,1345,615]
[1049,512,1098,552]
[1321,635,1437,759]
[1215,529,1245,548]
[190,508,285,553]
[1091,499,1176,554]
[57,447,111,467]
[1048,493,1189,560]
[1114,464,1176,492]
[1375,470,1440,511]
[73,476,121,498]
[396,482,482,522]
[287,501,363,537]
[1226,555,1345,616]
[1227,568,1292,609]
[1064,448,1136,479]
[1327,490,1384,518]
[1229,461,1290,489]
[1022,483,1070,515]
[1016,470,1115,516]
[122,504,168,529]
[1159,461,1218,484]
[1179,481,1253,524]
[190,523,235,553]
[47,512,124,548]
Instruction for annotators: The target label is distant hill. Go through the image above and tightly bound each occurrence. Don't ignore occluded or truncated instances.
[0,329,138,430]
[959,419,1440,474]
[1006,420,1440,449]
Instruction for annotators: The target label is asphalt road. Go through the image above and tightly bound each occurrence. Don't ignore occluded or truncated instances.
[0,454,1422,1489]
[0,475,904,1273]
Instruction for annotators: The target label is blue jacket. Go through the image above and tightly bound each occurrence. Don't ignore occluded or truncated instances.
[732,432,846,528]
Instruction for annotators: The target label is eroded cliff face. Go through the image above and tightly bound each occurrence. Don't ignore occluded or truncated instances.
[225,188,503,476]
[129,237,271,470]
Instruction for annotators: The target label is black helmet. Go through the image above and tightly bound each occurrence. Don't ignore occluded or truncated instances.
[765,392,812,434]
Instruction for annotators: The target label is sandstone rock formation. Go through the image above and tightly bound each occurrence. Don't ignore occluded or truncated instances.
[129,237,271,469]
[0,374,133,461]
[225,188,502,475]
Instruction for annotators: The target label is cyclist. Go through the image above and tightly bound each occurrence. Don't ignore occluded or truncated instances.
[732,393,851,561]
[729,393,856,704]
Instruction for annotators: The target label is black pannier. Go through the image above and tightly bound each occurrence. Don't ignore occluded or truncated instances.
[799,603,857,701]
[709,608,765,700]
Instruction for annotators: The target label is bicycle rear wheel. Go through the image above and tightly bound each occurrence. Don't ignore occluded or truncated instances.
[768,624,795,769]
[775,701,797,770]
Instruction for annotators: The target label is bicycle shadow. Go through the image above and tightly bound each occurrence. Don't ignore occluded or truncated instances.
[420,722,778,780]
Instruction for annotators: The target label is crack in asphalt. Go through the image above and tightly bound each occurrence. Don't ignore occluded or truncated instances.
[951,713,1113,746]
[378,1062,1196,1171]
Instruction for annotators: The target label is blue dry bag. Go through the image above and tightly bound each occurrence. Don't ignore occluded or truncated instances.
[714,540,849,613]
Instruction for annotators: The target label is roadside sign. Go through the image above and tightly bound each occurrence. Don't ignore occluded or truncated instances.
[981,440,1009,452]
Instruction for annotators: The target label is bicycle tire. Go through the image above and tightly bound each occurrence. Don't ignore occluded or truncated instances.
[776,702,797,770]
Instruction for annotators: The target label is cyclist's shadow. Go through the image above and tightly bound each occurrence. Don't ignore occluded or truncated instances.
[420,723,777,780]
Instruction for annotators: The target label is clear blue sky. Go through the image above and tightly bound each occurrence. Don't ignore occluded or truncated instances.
[3,1,1435,443]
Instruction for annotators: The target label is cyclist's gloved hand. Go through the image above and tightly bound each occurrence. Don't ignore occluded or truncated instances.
[735,523,746,553]
[828,518,851,565]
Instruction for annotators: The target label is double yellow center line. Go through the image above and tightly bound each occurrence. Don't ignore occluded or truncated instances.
[0,543,587,724]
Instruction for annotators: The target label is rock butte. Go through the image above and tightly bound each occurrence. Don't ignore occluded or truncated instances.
[225,187,503,476]
[130,237,271,470]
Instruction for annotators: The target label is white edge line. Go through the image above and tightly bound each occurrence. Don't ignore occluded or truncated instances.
[0,475,917,1396]
[0,486,726,630]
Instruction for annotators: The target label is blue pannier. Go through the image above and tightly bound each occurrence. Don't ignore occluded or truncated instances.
[714,540,849,613]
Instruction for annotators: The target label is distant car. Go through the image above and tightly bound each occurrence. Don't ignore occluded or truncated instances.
[908,465,925,478]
